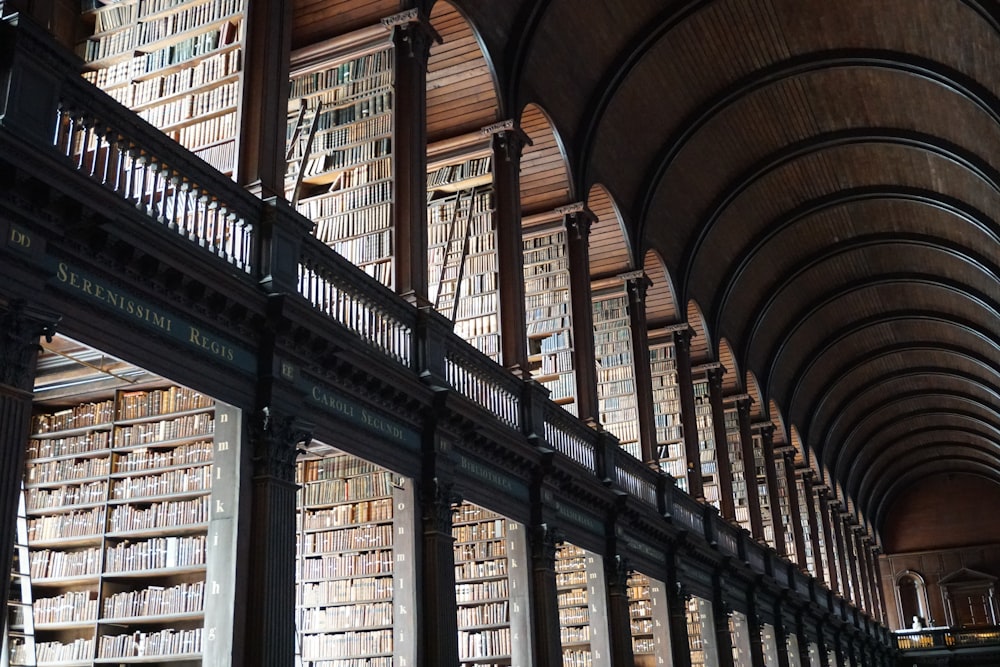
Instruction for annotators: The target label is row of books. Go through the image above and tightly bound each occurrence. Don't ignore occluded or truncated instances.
[195,138,237,173]
[454,557,507,581]
[300,601,392,632]
[27,430,112,460]
[33,401,115,434]
[524,288,570,310]
[299,550,394,580]
[597,378,636,398]
[34,590,98,625]
[85,48,242,103]
[289,50,393,99]
[456,600,509,627]
[28,508,105,542]
[30,546,103,580]
[307,202,392,244]
[328,229,393,265]
[299,524,393,554]
[138,79,239,128]
[305,179,393,217]
[557,589,587,607]
[556,570,586,587]
[298,471,396,505]
[458,627,511,660]
[525,270,570,294]
[561,624,591,643]
[453,540,507,562]
[300,629,392,660]
[298,456,381,483]
[104,535,206,572]
[542,371,577,401]
[98,627,202,658]
[25,480,108,513]
[291,71,394,111]
[114,439,213,472]
[135,0,244,47]
[25,455,111,486]
[114,412,215,446]
[428,156,492,188]
[523,240,567,266]
[301,497,393,529]
[452,519,504,542]
[36,637,95,663]
[455,578,509,603]
[301,137,392,180]
[117,387,212,421]
[292,113,393,160]
[173,109,237,150]
[102,580,204,619]
[92,0,136,32]
[110,465,211,500]
[139,20,241,75]
[299,577,393,606]
[563,649,595,666]
[109,495,209,532]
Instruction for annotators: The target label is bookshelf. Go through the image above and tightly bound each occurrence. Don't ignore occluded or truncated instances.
[4,488,36,667]
[427,141,499,360]
[649,337,684,486]
[592,280,640,459]
[294,448,414,667]
[797,476,816,576]
[753,434,775,549]
[774,455,794,561]
[725,408,750,532]
[79,0,246,174]
[451,503,531,666]
[20,384,236,666]
[555,543,609,667]
[685,596,708,667]
[523,215,577,415]
[729,611,752,667]
[761,624,781,667]
[626,572,670,667]
[693,380,719,508]
[286,34,396,287]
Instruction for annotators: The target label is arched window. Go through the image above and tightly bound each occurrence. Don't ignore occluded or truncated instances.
[896,570,929,629]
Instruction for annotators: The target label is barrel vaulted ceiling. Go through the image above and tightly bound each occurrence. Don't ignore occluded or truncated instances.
[458,0,1000,538]
[296,0,1000,539]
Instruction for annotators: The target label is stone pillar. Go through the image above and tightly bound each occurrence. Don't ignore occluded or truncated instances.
[783,451,807,568]
[705,365,735,519]
[773,606,791,667]
[667,572,693,667]
[738,405,763,541]
[623,271,656,463]
[561,203,600,423]
[486,120,531,374]
[244,409,312,667]
[529,522,564,667]
[389,10,435,303]
[673,326,701,498]
[713,572,735,667]
[236,0,291,191]
[0,300,56,639]
[746,586,766,667]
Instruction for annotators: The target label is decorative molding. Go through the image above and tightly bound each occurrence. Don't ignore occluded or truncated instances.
[250,407,313,482]
[0,299,59,391]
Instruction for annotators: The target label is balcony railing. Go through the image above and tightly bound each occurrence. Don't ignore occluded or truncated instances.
[0,12,868,634]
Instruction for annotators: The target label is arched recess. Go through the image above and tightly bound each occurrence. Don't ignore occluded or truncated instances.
[519,104,575,214]
[587,184,635,278]
[292,0,398,47]
[718,338,742,395]
[789,425,806,467]
[427,1,501,141]
[896,571,931,630]
[768,399,788,448]
[642,250,680,327]
[745,371,766,423]
[686,300,713,365]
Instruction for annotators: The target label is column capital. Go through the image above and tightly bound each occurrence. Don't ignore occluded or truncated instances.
[620,270,651,303]
[250,408,313,482]
[385,9,441,62]
[531,522,564,562]
[0,298,59,392]
[699,361,726,387]
[483,119,532,163]
[669,322,695,349]
[557,202,597,240]
[752,421,776,441]
[426,478,462,534]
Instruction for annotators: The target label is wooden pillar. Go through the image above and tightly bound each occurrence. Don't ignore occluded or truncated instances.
[706,364,735,518]
[623,271,656,464]
[529,522,564,667]
[605,555,635,667]
[773,606,791,667]
[737,403,763,541]
[831,507,851,601]
[713,572,735,667]
[487,120,531,374]
[818,489,839,593]
[746,586,766,667]
[561,203,599,424]
[419,477,461,666]
[758,424,785,555]
[667,567,693,667]
[783,451,808,569]
[673,327,701,498]
[236,0,291,191]
[244,410,312,667]
[389,10,435,303]
[0,300,56,639]
[804,473,825,585]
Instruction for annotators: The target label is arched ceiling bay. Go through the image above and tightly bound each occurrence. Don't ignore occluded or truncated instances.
[450,0,1000,532]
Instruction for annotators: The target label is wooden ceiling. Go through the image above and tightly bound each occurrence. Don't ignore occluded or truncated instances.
[305,0,1000,538]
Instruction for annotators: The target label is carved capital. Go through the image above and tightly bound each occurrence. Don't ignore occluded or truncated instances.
[621,270,651,304]
[557,203,596,240]
[670,324,694,350]
[251,408,313,482]
[387,10,440,64]
[531,522,563,562]
[484,120,531,164]
[426,478,461,533]
[0,299,59,391]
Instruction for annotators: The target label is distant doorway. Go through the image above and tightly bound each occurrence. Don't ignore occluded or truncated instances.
[896,571,928,629]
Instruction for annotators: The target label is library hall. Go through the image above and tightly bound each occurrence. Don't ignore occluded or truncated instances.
[2,0,1000,666]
